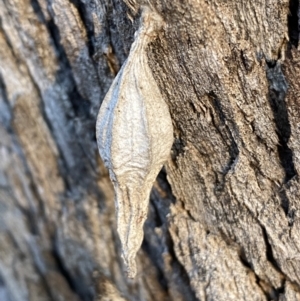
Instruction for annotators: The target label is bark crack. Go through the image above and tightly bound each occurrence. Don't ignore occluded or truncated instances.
[145,172,200,301]
[288,0,299,48]
[68,0,95,57]
[31,0,93,118]
[238,242,284,301]
[266,61,297,184]
[52,236,93,301]
[208,91,239,177]
[258,222,300,294]
[166,232,200,301]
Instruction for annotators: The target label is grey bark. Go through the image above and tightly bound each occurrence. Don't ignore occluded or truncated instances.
[0,0,300,300]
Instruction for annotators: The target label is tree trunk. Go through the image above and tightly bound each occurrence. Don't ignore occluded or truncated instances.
[0,0,300,300]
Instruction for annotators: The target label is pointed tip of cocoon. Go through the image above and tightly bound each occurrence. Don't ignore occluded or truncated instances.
[122,252,137,278]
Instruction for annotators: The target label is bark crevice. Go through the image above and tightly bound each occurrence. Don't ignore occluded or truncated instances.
[266,61,297,183]
[52,238,93,301]
[68,0,95,57]
[288,0,299,48]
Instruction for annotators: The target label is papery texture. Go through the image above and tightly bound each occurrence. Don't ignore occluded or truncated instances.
[96,8,173,278]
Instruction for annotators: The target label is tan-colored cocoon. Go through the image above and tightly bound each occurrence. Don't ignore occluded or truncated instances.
[96,8,173,278]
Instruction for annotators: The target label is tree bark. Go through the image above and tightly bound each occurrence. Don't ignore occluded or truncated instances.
[0,0,300,300]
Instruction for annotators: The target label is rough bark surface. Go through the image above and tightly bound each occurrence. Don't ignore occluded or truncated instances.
[0,0,300,300]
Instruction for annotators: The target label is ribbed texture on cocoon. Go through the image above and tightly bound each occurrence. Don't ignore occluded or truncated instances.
[96,8,173,278]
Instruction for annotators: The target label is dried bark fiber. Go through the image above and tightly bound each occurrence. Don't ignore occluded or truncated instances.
[0,0,300,300]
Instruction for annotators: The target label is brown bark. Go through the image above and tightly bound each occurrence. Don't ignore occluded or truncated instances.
[0,0,300,300]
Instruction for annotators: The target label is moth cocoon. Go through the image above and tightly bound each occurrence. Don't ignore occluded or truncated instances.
[96,7,173,278]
